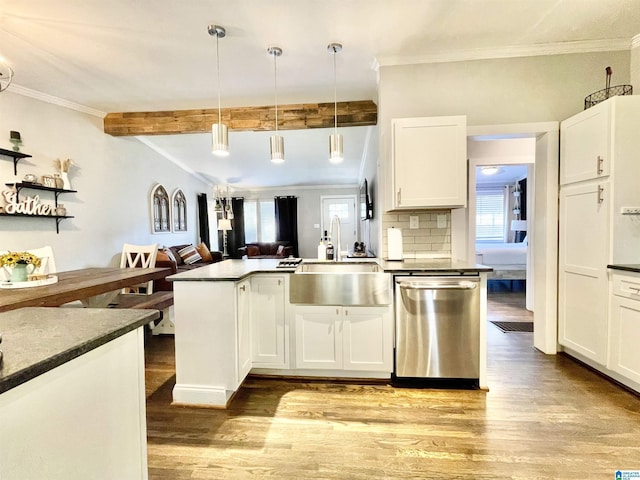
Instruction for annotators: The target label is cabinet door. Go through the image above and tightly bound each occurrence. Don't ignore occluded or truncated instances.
[560,100,610,185]
[392,116,467,209]
[236,279,252,383]
[558,181,609,364]
[294,306,342,369]
[342,306,393,372]
[609,294,640,385]
[251,275,287,367]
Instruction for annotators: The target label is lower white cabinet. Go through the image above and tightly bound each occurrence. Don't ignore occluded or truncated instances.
[250,275,288,368]
[236,278,252,383]
[295,305,393,372]
[608,272,640,385]
[558,181,610,365]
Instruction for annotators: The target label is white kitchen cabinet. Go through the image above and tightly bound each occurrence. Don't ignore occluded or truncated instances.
[236,278,252,383]
[608,272,640,386]
[560,100,610,185]
[390,115,467,209]
[250,275,288,368]
[558,96,640,368]
[558,181,610,364]
[295,305,393,372]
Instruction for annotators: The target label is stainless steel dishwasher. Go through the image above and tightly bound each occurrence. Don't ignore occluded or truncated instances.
[393,276,480,387]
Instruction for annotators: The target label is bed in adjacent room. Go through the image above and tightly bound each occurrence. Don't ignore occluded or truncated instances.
[475,241,527,280]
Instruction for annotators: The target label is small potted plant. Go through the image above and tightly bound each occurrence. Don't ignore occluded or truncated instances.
[0,251,42,283]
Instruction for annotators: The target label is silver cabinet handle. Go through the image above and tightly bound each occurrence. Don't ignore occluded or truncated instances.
[239,285,246,291]
[397,188,401,206]
[598,185,604,204]
[597,155,604,175]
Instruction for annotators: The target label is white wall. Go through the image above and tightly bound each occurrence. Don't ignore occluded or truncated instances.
[631,35,640,92]
[232,185,358,258]
[0,92,209,270]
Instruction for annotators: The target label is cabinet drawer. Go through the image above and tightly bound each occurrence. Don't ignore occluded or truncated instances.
[612,274,640,300]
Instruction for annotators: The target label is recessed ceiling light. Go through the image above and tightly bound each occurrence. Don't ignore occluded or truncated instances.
[481,166,499,176]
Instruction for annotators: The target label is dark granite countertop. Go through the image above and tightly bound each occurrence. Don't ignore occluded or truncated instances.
[378,258,493,274]
[608,264,640,274]
[0,307,159,394]
[168,257,492,282]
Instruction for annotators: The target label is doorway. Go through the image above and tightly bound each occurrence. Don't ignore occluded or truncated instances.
[452,122,559,355]
[320,195,357,257]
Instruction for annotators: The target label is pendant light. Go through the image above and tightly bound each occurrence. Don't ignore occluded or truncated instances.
[268,46,284,164]
[208,24,229,157]
[328,42,343,164]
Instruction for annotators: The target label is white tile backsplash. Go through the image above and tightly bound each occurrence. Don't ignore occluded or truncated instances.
[382,209,451,259]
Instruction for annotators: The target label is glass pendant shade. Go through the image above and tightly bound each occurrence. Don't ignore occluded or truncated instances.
[212,123,229,156]
[329,132,343,163]
[270,134,285,163]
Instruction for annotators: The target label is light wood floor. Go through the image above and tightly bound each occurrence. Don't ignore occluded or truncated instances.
[144,292,640,479]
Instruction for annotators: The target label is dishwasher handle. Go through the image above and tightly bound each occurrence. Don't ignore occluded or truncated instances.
[397,281,478,290]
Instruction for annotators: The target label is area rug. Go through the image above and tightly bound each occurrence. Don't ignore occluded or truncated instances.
[490,321,534,333]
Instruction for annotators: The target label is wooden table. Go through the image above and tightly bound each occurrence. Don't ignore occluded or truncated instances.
[0,267,169,313]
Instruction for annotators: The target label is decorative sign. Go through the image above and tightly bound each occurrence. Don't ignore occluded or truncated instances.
[2,190,54,216]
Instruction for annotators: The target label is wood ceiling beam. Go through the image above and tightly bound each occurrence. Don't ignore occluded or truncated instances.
[103,100,377,136]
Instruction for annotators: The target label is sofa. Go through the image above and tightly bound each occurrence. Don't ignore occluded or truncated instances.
[154,243,223,291]
[237,241,293,259]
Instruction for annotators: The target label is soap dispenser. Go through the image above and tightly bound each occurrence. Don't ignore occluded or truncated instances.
[317,237,327,260]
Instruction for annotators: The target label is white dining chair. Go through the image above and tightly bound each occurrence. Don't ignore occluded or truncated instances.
[120,243,159,294]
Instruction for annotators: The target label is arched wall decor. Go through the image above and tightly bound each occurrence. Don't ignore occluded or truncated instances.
[150,184,170,233]
[172,188,187,232]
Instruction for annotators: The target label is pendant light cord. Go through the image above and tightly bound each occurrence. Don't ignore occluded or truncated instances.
[274,52,278,134]
[216,34,221,126]
[333,49,337,136]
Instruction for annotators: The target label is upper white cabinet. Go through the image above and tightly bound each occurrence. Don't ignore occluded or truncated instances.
[250,275,288,368]
[391,116,467,209]
[560,100,611,185]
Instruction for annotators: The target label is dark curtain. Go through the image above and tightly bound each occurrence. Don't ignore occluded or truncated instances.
[217,197,245,258]
[274,196,299,257]
[197,193,210,249]
[516,178,527,243]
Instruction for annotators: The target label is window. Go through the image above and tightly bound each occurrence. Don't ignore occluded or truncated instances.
[244,199,275,243]
[476,188,506,242]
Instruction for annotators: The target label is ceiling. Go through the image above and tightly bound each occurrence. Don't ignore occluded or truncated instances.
[1,0,639,188]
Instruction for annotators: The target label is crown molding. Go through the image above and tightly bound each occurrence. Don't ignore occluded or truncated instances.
[7,83,106,118]
[375,38,632,68]
[632,34,640,49]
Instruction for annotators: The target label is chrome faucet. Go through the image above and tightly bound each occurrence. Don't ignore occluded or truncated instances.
[329,215,342,261]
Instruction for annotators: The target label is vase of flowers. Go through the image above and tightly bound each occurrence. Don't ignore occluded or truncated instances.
[0,252,41,283]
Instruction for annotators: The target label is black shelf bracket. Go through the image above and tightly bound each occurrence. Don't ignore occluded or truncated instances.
[0,148,33,176]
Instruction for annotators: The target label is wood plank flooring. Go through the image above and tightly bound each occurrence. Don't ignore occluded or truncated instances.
[144,292,640,479]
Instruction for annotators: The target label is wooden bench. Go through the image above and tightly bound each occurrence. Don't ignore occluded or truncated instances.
[109,291,174,320]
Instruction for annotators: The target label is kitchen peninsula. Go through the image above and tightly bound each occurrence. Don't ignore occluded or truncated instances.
[0,307,158,480]
[170,258,491,408]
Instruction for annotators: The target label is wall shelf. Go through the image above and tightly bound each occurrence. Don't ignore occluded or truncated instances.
[0,148,32,176]
[2,183,77,234]
[0,213,75,234]
[5,182,77,206]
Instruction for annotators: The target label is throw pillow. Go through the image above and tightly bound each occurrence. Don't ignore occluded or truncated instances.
[169,246,184,266]
[276,244,285,256]
[195,242,213,262]
[178,245,202,265]
[247,245,260,257]
[163,246,178,264]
